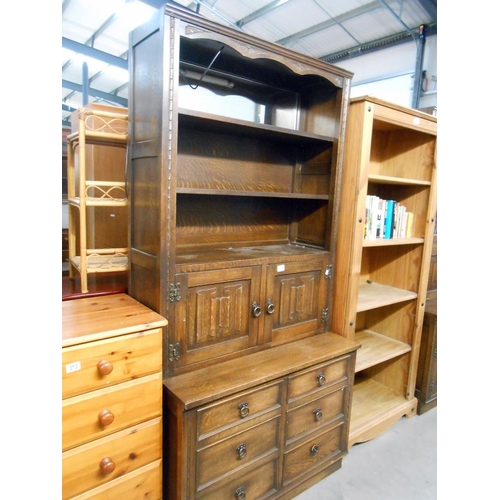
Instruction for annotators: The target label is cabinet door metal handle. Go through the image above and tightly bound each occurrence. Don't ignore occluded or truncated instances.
[236,443,247,459]
[252,302,262,317]
[266,298,275,314]
[313,408,323,421]
[235,486,246,500]
[317,373,326,386]
[238,402,250,418]
[311,444,319,456]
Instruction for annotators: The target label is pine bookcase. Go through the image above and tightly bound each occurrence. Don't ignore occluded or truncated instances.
[332,96,437,447]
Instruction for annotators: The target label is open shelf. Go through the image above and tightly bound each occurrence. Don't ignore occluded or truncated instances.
[176,188,329,200]
[179,108,334,144]
[368,174,431,186]
[362,237,423,247]
[354,330,411,372]
[70,253,128,273]
[357,281,417,312]
[349,377,416,447]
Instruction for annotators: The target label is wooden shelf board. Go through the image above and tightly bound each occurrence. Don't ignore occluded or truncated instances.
[178,107,334,144]
[68,197,128,207]
[176,188,328,200]
[354,329,411,372]
[363,237,424,247]
[349,377,416,447]
[368,174,431,186]
[357,281,417,312]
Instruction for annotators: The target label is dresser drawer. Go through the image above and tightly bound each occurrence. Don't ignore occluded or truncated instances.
[286,387,345,445]
[62,372,162,451]
[197,380,283,439]
[62,417,162,499]
[287,357,348,402]
[70,459,162,500]
[197,457,279,499]
[197,415,281,489]
[283,422,344,485]
[62,329,162,399]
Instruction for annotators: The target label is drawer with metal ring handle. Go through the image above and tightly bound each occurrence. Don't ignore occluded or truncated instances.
[196,414,280,489]
[196,379,283,440]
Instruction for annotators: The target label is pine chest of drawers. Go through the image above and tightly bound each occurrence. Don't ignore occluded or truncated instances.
[62,294,167,499]
[164,333,359,499]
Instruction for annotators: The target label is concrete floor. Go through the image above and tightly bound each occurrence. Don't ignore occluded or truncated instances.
[295,407,437,500]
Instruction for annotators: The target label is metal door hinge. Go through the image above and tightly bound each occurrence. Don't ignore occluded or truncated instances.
[169,282,181,302]
[321,308,329,322]
[324,265,332,279]
[169,342,181,361]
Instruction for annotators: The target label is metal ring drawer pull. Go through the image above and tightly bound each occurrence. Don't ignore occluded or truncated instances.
[252,301,262,317]
[313,408,323,421]
[317,373,326,386]
[266,299,275,314]
[238,402,250,418]
[310,444,319,456]
[235,486,246,500]
[236,443,247,460]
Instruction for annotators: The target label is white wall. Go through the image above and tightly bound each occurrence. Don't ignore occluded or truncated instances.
[335,34,437,111]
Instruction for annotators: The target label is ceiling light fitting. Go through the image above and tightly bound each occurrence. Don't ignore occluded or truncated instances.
[180,69,234,89]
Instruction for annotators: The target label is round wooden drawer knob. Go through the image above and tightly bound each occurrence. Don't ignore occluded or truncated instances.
[99,457,116,475]
[98,408,115,426]
[97,359,113,376]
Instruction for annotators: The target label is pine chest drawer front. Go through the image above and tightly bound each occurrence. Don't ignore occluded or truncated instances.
[287,357,349,403]
[62,372,162,451]
[70,459,163,500]
[285,386,346,445]
[62,328,162,399]
[196,457,279,500]
[197,415,281,489]
[283,422,344,485]
[62,417,162,499]
[197,380,283,439]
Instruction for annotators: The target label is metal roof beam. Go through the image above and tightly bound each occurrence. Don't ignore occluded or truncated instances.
[321,23,436,63]
[62,79,128,106]
[236,0,292,28]
[276,1,380,45]
[62,37,128,70]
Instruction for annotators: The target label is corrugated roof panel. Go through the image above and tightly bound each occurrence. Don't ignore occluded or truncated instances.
[288,23,359,58]
[62,0,123,40]
[388,0,434,26]
[255,0,331,39]
[315,0,376,18]
[342,9,404,43]
[212,0,271,23]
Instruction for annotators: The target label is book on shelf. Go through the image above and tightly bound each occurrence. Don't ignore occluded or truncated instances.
[406,211,414,238]
[384,200,395,239]
[365,195,414,240]
[376,197,385,239]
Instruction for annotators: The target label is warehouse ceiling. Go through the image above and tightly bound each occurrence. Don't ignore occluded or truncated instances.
[62,0,437,128]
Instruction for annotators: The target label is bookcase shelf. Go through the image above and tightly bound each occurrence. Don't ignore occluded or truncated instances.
[354,329,411,372]
[350,377,415,447]
[357,281,417,312]
[332,95,437,448]
[362,237,424,247]
[368,174,431,186]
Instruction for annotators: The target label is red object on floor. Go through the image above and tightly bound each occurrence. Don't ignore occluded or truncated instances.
[62,272,128,301]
